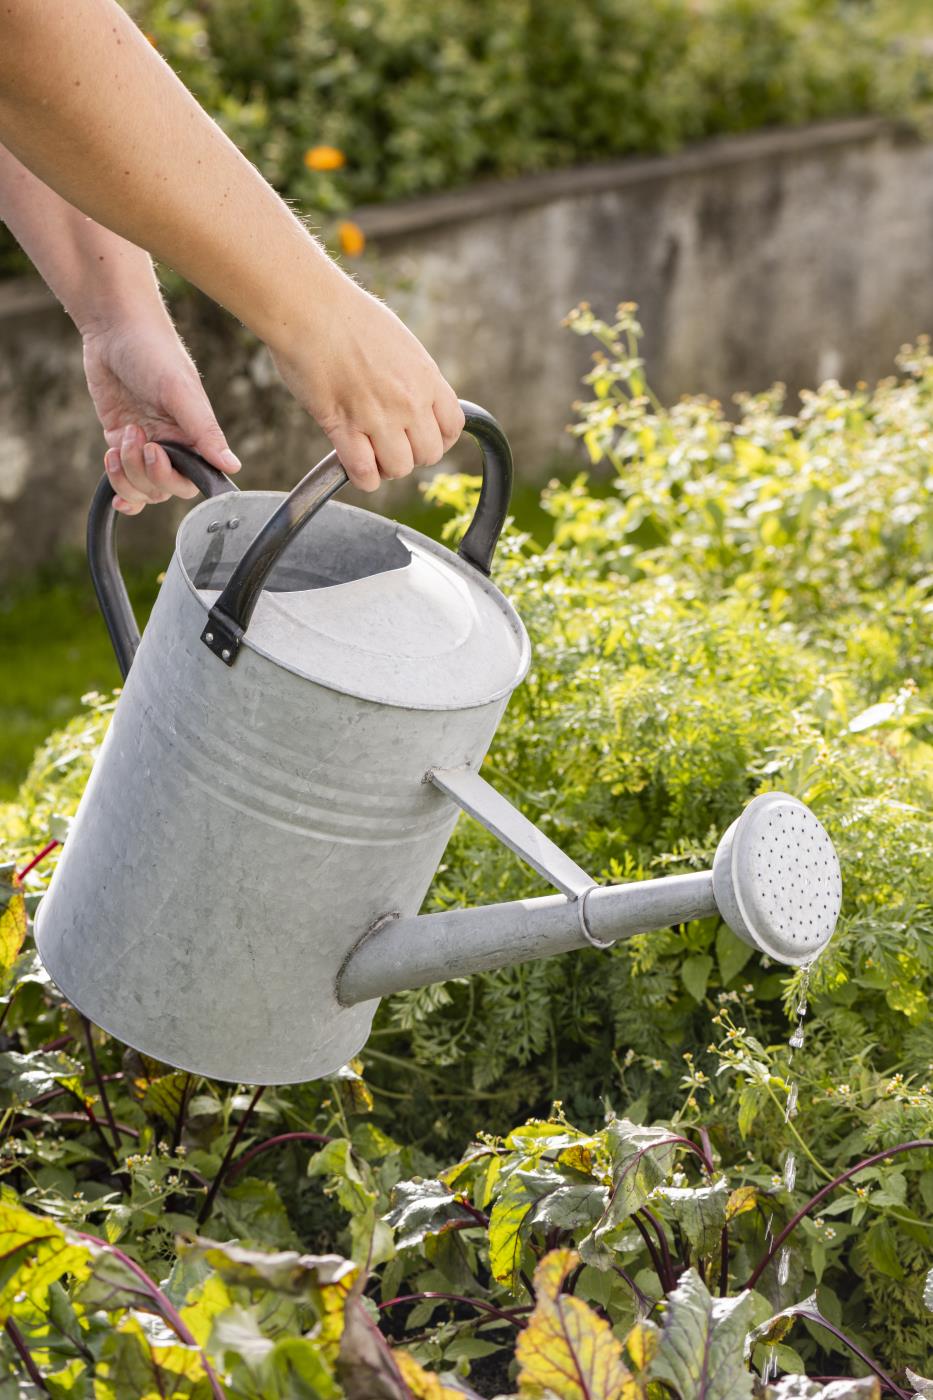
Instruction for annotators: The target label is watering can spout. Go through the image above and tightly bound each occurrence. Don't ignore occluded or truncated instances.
[337,788,842,1007]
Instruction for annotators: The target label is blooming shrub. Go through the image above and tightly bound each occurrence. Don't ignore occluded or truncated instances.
[1,0,931,276]
[0,311,931,1388]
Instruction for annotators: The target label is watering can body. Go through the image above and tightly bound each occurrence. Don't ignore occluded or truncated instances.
[35,403,843,1086]
[36,410,529,1084]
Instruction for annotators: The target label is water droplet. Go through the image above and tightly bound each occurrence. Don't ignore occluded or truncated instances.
[783,1151,797,1192]
[785,1083,799,1121]
[762,1345,778,1382]
[789,1024,805,1050]
[777,1246,791,1287]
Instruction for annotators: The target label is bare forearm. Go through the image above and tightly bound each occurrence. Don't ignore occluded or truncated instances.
[0,144,164,333]
[0,0,337,351]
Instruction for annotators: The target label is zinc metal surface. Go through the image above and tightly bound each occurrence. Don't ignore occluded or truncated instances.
[180,493,531,710]
[35,556,513,1084]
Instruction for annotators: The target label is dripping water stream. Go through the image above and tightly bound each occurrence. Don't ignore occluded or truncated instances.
[762,962,812,1384]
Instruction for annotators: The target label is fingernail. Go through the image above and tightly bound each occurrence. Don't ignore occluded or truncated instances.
[143,443,156,467]
[122,424,135,447]
[105,450,119,473]
[221,450,241,472]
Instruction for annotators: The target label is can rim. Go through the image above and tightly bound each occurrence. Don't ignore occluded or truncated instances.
[175,492,532,712]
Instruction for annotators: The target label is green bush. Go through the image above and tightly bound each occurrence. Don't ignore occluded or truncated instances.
[2,0,931,276]
[0,310,931,1388]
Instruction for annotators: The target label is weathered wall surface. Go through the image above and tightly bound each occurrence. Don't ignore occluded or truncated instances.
[2,118,932,581]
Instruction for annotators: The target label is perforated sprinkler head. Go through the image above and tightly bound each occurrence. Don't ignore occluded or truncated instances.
[712,791,842,966]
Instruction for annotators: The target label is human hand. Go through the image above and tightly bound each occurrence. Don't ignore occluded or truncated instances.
[269,272,465,492]
[82,314,241,515]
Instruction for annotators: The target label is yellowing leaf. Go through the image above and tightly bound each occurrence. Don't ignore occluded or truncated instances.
[304,144,346,171]
[725,1186,758,1221]
[625,1320,659,1372]
[516,1248,637,1399]
[94,1312,206,1399]
[0,1201,91,1316]
[339,220,366,257]
[396,1350,467,1398]
[0,869,26,979]
[141,1071,190,1126]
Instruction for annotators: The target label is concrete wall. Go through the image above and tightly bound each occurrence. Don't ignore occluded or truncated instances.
[2,117,933,581]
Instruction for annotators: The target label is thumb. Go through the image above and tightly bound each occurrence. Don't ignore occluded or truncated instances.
[165,377,242,477]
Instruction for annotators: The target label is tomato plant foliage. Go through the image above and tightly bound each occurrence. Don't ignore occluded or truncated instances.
[0,311,931,1391]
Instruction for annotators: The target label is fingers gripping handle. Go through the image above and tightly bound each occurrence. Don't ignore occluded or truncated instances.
[87,443,237,681]
[202,400,513,667]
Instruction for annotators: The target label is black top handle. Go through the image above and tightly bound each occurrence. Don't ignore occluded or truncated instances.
[88,400,512,676]
[87,443,237,680]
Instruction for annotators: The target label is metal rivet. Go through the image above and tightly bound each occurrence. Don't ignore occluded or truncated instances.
[227,517,240,530]
[205,632,214,643]
[221,648,231,661]
[207,520,221,533]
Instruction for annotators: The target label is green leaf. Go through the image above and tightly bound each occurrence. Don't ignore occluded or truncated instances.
[0,1050,84,1108]
[489,1167,561,1291]
[649,1268,757,1400]
[309,1139,392,1266]
[864,1219,904,1280]
[655,1179,729,1259]
[337,1295,411,1400]
[681,955,713,1004]
[178,1237,357,1306]
[716,926,753,986]
[580,1119,680,1262]
[384,1179,477,1251]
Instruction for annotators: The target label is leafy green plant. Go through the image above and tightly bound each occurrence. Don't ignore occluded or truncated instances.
[2,0,931,277]
[1,308,932,1386]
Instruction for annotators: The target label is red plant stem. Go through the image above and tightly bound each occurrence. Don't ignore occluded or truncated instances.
[631,1210,670,1291]
[793,1311,910,1400]
[81,1018,121,1156]
[378,1291,531,1328]
[226,1129,333,1183]
[697,1127,715,1175]
[75,1233,226,1398]
[611,1263,653,1313]
[15,1112,138,1138]
[5,1317,49,1391]
[455,1198,491,1228]
[197,1084,265,1225]
[640,1207,676,1289]
[16,841,60,882]
[67,1088,118,1168]
[39,1034,73,1053]
[746,1138,933,1290]
[170,1074,192,1154]
[718,1225,729,1296]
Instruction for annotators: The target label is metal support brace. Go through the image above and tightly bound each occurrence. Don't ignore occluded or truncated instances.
[428,765,594,900]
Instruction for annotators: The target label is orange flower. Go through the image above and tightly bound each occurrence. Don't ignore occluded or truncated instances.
[338,220,366,257]
[304,145,346,172]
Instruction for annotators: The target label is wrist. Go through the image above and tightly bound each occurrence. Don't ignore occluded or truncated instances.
[246,229,352,357]
[70,246,168,340]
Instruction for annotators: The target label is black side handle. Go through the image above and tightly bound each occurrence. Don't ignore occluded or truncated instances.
[455,401,513,578]
[87,443,237,680]
[202,400,512,667]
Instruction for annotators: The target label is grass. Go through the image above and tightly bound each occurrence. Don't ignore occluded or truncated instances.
[0,464,582,800]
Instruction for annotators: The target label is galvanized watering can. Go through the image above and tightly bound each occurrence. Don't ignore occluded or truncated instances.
[36,403,843,1084]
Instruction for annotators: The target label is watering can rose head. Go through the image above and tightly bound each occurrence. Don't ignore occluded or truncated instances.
[34,406,842,1086]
